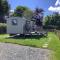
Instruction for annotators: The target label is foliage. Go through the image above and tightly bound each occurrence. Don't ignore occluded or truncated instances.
[13,6,33,18]
[33,8,44,20]
[45,13,60,29]
[0,23,7,34]
[0,0,10,23]
[2,0,10,15]
[0,0,10,16]
[24,9,33,20]
[35,8,44,14]
[32,8,44,26]
[13,6,44,21]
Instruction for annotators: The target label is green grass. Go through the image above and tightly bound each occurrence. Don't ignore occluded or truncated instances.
[48,33,60,60]
[0,33,60,60]
[0,34,48,48]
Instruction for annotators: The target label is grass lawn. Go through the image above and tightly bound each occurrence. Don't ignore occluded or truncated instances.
[0,32,60,60]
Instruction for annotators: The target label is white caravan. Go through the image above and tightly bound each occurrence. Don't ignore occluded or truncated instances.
[7,17,47,36]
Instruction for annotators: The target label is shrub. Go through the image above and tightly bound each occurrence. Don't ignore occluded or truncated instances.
[0,23,7,34]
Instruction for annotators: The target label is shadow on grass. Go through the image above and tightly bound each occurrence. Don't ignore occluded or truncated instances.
[6,35,47,40]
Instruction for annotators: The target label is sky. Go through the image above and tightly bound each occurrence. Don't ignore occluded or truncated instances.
[8,0,58,16]
[48,0,60,14]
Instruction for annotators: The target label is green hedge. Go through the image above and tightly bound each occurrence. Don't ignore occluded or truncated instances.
[0,23,7,34]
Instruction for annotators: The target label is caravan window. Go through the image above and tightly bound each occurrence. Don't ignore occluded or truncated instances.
[12,19,17,25]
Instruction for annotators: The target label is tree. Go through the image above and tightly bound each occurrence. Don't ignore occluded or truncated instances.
[0,0,10,23]
[45,15,52,26]
[2,0,10,15]
[0,0,4,16]
[35,8,44,14]
[45,13,60,29]
[13,6,32,17]
[23,9,33,20]
[32,8,44,26]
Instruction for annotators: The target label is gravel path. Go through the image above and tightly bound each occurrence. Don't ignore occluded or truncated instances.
[0,43,51,60]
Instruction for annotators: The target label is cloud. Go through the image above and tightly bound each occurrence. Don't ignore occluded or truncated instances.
[9,10,14,15]
[55,0,60,6]
[9,10,14,13]
[48,6,60,13]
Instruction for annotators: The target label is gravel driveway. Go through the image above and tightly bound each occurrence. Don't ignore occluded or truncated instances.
[0,43,51,60]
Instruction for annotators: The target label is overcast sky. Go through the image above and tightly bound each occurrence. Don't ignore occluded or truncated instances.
[8,0,59,16]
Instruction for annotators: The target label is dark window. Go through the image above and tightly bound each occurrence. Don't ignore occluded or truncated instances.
[12,19,17,25]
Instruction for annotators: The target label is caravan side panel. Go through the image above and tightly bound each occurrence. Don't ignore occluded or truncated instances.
[7,17,26,34]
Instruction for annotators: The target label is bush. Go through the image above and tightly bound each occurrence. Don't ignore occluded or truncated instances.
[0,23,7,34]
